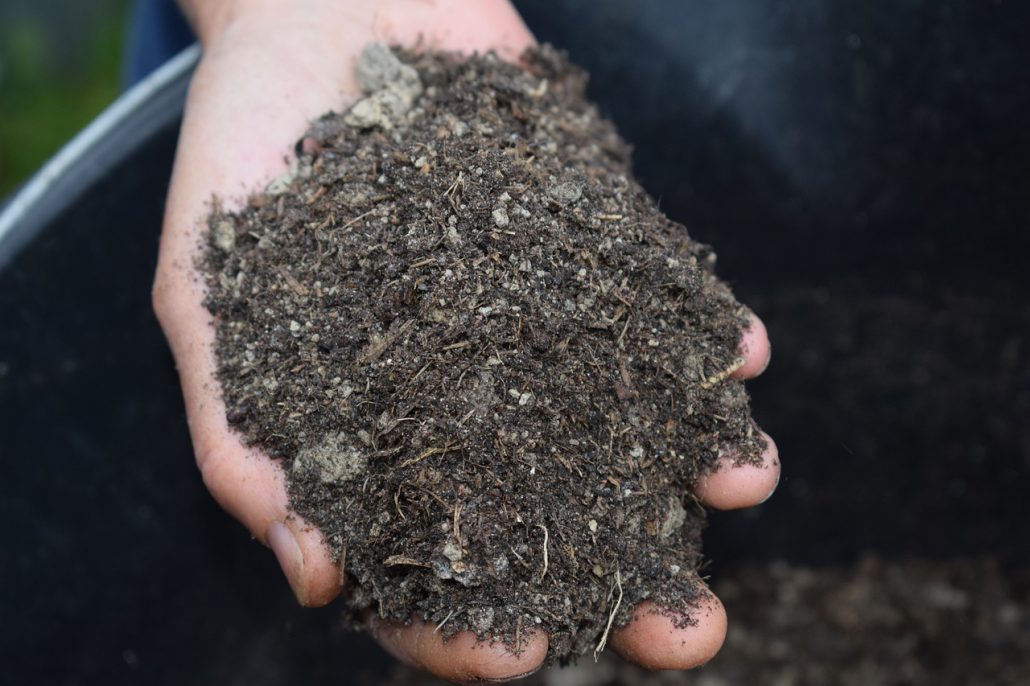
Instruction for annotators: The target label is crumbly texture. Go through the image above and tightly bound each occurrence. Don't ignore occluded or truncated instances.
[203,44,763,660]
[363,556,1030,685]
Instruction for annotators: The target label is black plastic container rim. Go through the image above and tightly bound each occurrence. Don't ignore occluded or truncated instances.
[0,44,201,271]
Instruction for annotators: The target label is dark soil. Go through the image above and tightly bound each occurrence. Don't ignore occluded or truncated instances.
[364,556,1030,685]
[203,44,763,660]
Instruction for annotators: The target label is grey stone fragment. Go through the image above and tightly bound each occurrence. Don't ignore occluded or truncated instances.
[345,43,423,130]
[548,179,583,205]
[213,220,235,253]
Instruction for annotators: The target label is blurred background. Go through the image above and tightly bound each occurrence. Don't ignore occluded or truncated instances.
[0,0,128,196]
[1,0,1028,683]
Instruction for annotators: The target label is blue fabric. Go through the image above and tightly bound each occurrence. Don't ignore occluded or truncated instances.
[124,0,195,88]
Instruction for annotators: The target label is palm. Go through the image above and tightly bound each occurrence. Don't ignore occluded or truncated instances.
[153,2,778,682]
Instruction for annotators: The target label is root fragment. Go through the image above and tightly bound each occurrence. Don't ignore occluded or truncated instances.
[594,567,623,660]
[700,356,746,390]
[536,524,550,582]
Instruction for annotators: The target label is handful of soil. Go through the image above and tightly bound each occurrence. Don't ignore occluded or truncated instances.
[203,44,764,660]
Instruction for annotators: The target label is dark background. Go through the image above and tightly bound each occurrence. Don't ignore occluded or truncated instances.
[2,0,1028,683]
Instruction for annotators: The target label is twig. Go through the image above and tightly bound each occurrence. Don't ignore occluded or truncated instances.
[700,356,746,390]
[397,442,455,469]
[383,555,429,568]
[536,524,549,582]
[453,502,464,548]
[594,568,623,661]
[434,609,456,634]
[357,319,414,364]
[340,209,375,231]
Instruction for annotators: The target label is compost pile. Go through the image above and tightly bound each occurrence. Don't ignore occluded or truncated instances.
[203,44,763,659]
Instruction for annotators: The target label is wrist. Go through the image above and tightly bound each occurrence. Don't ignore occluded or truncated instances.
[179,0,317,46]
[180,0,533,54]
[176,0,236,45]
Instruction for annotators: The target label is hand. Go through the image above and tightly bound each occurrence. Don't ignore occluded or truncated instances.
[153,0,779,681]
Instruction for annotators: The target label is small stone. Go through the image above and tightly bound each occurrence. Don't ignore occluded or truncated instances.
[355,42,419,94]
[442,539,463,562]
[345,45,423,130]
[492,207,510,227]
[213,221,235,253]
[450,119,469,137]
[548,180,583,205]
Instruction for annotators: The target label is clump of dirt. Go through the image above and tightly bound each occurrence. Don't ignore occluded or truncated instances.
[203,44,763,660]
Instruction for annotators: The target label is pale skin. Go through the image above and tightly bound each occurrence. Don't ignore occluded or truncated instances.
[153,1,780,682]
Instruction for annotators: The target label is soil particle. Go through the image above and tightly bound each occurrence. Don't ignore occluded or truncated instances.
[203,44,763,661]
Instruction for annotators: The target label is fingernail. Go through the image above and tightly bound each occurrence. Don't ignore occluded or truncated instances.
[758,344,772,375]
[482,666,544,683]
[758,469,781,504]
[268,521,307,604]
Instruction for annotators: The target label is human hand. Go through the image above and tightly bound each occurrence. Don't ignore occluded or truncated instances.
[152,0,779,681]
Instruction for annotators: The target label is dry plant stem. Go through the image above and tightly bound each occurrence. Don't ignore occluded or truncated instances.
[595,568,624,660]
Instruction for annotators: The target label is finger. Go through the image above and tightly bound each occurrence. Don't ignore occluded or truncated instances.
[732,313,771,379]
[610,591,727,671]
[694,431,780,510]
[369,0,536,61]
[370,617,548,684]
[267,516,344,607]
[154,269,342,607]
[184,344,344,608]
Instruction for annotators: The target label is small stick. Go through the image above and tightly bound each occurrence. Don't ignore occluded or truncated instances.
[594,568,623,661]
[383,555,429,568]
[340,209,375,231]
[397,442,455,469]
[700,356,746,390]
[357,319,414,364]
[434,609,456,634]
[407,257,436,270]
[306,185,327,204]
[536,524,550,582]
[453,502,464,548]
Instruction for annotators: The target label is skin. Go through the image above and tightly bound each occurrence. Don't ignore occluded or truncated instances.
[154,0,780,681]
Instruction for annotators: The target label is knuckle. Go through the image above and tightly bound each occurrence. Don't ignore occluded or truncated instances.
[195,441,232,498]
[151,271,175,326]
